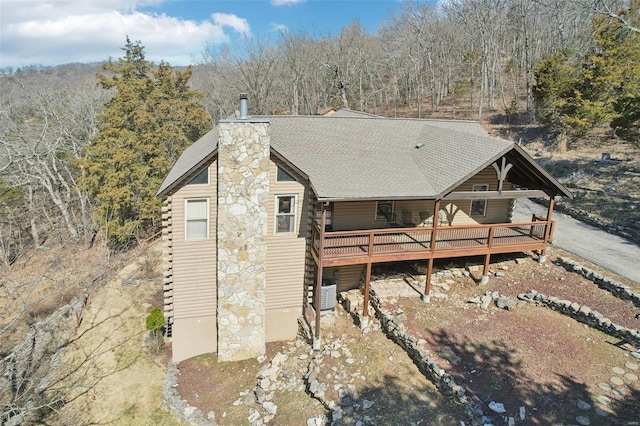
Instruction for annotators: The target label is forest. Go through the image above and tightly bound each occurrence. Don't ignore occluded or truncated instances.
[0,0,638,260]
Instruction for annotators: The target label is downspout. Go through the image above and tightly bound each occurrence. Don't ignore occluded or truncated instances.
[313,204,327,350]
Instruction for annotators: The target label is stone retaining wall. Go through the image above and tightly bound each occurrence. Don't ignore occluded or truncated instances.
[517,290,640,350]
[162,362,215,426]
[368,289,485,426]
[556,257,640,307]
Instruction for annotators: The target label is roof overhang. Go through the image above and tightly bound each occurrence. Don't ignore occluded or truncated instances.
[438,144,573,200]
[155,148,217,198]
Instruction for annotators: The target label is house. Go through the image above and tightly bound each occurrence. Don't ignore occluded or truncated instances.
[157,95,572,363]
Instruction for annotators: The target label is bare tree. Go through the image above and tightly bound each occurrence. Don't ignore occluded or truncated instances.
[0,71,105,251]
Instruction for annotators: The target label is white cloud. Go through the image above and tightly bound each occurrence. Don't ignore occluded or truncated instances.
[271,0,305,7]
[270,22,289,33]
[211,13,251,37]
[0,0,251,68]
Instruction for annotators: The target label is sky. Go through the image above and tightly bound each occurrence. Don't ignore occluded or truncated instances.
[0,0,427,70]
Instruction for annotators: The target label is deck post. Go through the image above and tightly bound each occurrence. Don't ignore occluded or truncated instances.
[423,257,434,302]
[314,204,327,350]
[540,196,555,263]
[481,254,491,284]
[423,200,440,301]
[481,226,495,284]
[362,262,372,324]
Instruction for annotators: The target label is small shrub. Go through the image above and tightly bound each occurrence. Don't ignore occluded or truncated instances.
[145,307,164,354]
[145,307,164,331]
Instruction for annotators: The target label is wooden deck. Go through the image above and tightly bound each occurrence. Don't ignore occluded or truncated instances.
[312,220,553,267]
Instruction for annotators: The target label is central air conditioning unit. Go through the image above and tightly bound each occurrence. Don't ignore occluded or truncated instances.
[320,278,337,311]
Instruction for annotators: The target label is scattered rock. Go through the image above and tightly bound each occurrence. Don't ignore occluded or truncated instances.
[363,399,375,410]
[247,408,260,423]
[612,387,626,397]
[263,401,277,415]
[488,401,506,414]
[254,386,266,404]
[612,366,625,375]
[439,346,462,365]
[480,295,492,310]
[610,376,624,386]
[576,415,591,425]
[577,400,591,410]
[496,297,517,310]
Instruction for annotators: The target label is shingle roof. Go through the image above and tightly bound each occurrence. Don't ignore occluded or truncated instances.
[157,113,570,200]
[266,115,510,200]
[156,129,218,196]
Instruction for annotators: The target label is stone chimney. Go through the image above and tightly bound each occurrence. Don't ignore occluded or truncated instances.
[216,94,270,361]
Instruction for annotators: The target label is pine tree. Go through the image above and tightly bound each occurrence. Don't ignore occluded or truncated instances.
[597,0,640,145]
[533,2,640,146]
[82,38,211,247]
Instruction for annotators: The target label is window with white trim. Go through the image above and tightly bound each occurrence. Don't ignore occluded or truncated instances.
[275,195,296,233]
[375,200,394,221]
[185,198,209,240]
[470,184,489,217]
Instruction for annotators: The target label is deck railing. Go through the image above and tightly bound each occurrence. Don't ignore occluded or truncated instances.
[312,219,552,265]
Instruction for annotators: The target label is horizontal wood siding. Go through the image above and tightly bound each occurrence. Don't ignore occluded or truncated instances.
[331,165,516,230]
[446,166,516,224]
[171,163,217,321]
[266,159,308,340]
[333,201,386,230]
[324,265,365,293]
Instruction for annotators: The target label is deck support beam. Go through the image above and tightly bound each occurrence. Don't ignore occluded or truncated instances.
[481,254,491,284]
[362,262,371,320]
[314,204,327,350]
[481,226,496,284]
[423,200,440,300]
[423,257,434,302]
[540,196,555,262]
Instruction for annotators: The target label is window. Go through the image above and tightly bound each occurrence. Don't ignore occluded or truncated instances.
[276,166,296,182]
[186,168,208,185]
[276,195,296,233]
[185,198,209,240]
[470,184,489,217]
[376,201,394,221]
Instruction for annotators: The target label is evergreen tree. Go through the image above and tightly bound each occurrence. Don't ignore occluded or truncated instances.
[598,0,640,145]
[533,2,640,146]
[82,38,211,247]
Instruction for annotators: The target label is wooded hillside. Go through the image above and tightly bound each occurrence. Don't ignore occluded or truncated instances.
[0,0,638,261]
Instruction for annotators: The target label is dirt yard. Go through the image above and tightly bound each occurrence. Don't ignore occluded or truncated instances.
[176,246,640,425]
[388,248,640,425]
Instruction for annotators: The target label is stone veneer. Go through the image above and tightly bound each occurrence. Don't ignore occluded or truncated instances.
[217,120,270,362]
